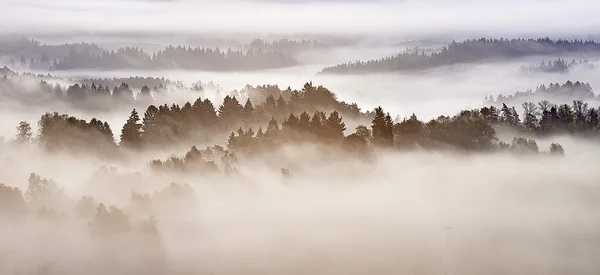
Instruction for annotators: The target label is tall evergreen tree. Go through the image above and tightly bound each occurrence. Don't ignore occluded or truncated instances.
[372,106,393,147]
[120,109,143,149]
[324,111,346,141]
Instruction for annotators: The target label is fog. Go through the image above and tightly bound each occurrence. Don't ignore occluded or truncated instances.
[1,135,600,274]
[2,0,600,273]
[3,0,600,39]
[3,55,600,139]
[36,55,600,126]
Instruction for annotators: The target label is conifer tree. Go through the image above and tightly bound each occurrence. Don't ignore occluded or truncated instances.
[120,109,143,150]
[372,106,393,147]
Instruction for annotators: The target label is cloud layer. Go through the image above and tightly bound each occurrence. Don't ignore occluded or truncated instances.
[2,0,600,38]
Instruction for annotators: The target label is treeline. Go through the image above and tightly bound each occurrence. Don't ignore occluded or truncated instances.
[147,103,568,177]
[0,74,164,110]
[248,38,328,54]
[320,37,600,74]
[0,37,330,72]
[485,81,597,106]
[13,82,573,165]
[15,82,365,155]
[482,99,600,136]
[78,76,176,90]
[0,67,209,111]
[519,58,590,74]
[50,46,300,71]
[0,37,103,69]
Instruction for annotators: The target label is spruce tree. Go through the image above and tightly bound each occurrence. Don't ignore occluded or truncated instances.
[120,109,143,150]
[371,106,393,147]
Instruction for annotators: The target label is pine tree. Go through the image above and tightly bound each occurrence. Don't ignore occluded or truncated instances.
[324,111,346,141]
[242,99,255,123]
[120,109,143,150]
[372,107,393,147]
[218,96,243,127]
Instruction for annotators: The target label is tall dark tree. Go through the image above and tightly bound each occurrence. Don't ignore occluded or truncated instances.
[372,106,393,147]
[218,96,244,128]
[324,111,346,141]
[521,102,539,130]
[121,109,143,150]
[242,99,255,124]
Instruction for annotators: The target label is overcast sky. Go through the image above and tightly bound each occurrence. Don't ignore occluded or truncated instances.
[2,0,600,39]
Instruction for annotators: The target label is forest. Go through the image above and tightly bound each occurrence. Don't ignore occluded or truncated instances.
[485,80,597,106]
[320,38,600,74]
[1,50,599,274]
[50,46,299,71]
[5,0,600,273]
[518,58,595,74]
[9,79,577,162]
[0,37,314,72]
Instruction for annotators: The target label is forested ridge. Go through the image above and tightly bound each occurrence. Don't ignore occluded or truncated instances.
[0,37,305,71]
[519,58,595,74]
[9,79,580,164]
[485,80,597,106]
[320,38,600,74]
[50,46,299,71]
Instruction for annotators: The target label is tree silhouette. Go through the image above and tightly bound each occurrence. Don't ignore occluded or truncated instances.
[121,109,143,150]
[15,121,32,143]
[372,107,394,147]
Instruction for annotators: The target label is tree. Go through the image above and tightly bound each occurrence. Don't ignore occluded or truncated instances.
[113,82,134,102]
[242,99,255,123]
[393,115,425,148]
[586,108,599,130]
[323,111,346,142]
[521,102,539,130]
[549,143,565,156]
[0,184,27,216]
[121,109,143,150]
[276,95,287,116]
[510,137,539,154]
[26,173,64,209]
[218,96,244,128]
[15,121,32,143]
[557,104,574,129]
[139,85,152,101]
[372,106,393,147]
[354,125,372,142]
[266,117,279,137]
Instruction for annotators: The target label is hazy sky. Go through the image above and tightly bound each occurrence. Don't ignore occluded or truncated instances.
[2,0,600,39]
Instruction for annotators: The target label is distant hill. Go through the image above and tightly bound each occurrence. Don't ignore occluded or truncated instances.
[320,38,600,74]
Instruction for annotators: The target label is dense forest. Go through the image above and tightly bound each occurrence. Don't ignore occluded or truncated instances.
[2,75,592,274]
[485,80,597,107]
[320,38,600,74]
[0,37,303,72]
[78,76,176,90]
[9,80,579,164]
[50,46,299,71]
[519,58,595,74]
[0,37,103,67]
[247,38,329,54]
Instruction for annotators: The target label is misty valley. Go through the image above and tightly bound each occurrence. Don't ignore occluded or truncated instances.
[3,2,600,273]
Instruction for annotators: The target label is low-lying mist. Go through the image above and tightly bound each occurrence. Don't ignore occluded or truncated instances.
[0,136,599,275]
[42,54,600,117]
[3,19,600,273]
